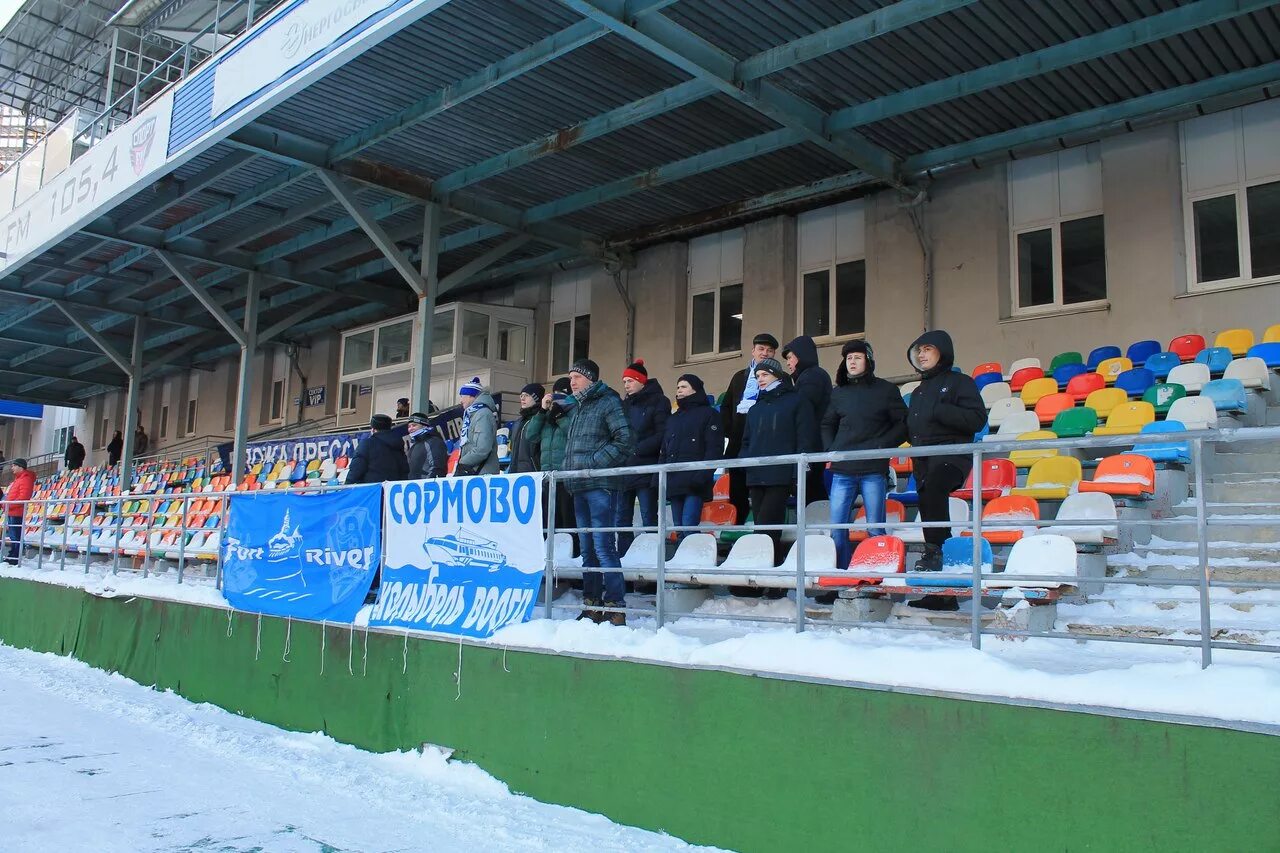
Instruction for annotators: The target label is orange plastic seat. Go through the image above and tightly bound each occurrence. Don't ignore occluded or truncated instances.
[712,475,730,501]
[1078,454,1156,498]
[850,499,905,542]
[890,451,913,476]
[953,459,1017,501]
[819,536,906,587]
[700,501,736,527]
[971,361,1002,379]
[446,448,461,475]
[1034,392,1075,426]
[961,496,1040,544]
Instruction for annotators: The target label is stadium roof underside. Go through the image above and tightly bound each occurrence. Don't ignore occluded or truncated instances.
[0,0,1278,407]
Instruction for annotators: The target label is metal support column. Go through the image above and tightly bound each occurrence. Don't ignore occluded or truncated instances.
[119,316,145,491]
[232,274,260,484]
[413,202,441,411]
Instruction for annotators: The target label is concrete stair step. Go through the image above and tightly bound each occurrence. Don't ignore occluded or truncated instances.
[1172,502,1280,516]
[1110,562,1280,584]
[1063,622,1271,644]
[1151,519,1280,543]
[1204,455,1280,475]
[1203,482,1280,502]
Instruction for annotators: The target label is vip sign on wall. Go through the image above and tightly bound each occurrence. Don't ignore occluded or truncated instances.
[371,474,545,639]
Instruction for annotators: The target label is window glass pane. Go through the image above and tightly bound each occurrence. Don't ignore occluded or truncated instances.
[1193,195,1240,283]
[1060,215,1107,304]
[573,314,591,363]
[719,283,743,353]
[552,320,571,375]
[690,291,715,355]
[1247,180,1280,279]
[376,321,412,368]
[460,310,489,358]
[802,269,830,337]
[1016,228,1054,308]
[342,330,373,375]
[431,309,454,358]
[496,321,527,364]
[834,260,866,336]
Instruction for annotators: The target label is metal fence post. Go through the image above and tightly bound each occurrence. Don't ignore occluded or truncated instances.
[1193,438,1212,668]
[111,496,124,575]
[177,494,189,585]
[215,492,227,590]
[543,474,556,619]
[143,495,158,579]
[84,504,93,574]
[794,458,807,632]
[970,448,984,649]
[35,499,45,571]
[59,502,69,571]
[655,468,668,629]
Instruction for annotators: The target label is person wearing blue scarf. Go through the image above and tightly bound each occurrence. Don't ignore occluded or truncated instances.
[454,377,500,476]
[719,332,778,528]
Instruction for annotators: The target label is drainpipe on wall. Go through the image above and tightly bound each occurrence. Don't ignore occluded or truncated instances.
[286,342,308,428]
[902,189,933,332]
[610,265,635,366]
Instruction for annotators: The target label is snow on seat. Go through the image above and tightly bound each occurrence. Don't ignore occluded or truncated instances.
[1010,456,1082,501]
[1201,378,1247,413]
[904,536,993,587]
[961,496,1040,544]
[780,535,838,574]
[986,534,1077,588]
[818,535,905,587]
[984,408,1036,441]
[620,533,661,570]
[721,534,775,570]
[1165,396,1217,431]
[1136,420,1191,465]
[898,499,969,544]
[1078,454,1156,498]
[980,381,1012,409]
[953,459,1015,501]
[1166,362,1209,394]
[667,533,717,570]
[319,459,338,480]
[1141,382,1186,417]
[1224,356,1272,391]
[849,499,904,542]
[1048,492,1118,545]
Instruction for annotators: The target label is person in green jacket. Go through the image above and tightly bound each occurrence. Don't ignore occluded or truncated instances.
[526,377,577,555]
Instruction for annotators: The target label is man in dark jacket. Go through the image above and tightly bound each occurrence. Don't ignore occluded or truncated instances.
[905,330,988,608]
[506,383,544,474]
[782,334,832,503]
[720,333,778,529]
[346,414,410,484]
[134,425,149,457]
[64,435,86,470]
[106,431,123,466]
[562,359,634,625]
[528,378,577,555]
[614,359,669,555]
[405,412,447,479]
[740,357,819,566]
[660,374,722,540]
[821,341,908,569]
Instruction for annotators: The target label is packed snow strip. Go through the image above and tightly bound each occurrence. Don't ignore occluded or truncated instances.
[0,643,716,853]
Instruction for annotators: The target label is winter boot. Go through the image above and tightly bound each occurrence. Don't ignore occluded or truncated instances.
[908,594,960,612]
[577,600,603,623]
[913,543,943,572]
[603,607,627,627]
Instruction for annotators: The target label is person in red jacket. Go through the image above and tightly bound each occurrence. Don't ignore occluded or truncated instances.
[4,458,34,564]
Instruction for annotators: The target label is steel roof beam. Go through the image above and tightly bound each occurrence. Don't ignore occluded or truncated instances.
[50,300,132,373]
[315,170,424,294]
[209,189,339,252]
[155,250,247,347]
[436,234,533,293]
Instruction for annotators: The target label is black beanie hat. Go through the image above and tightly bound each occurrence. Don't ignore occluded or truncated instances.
[552,377,571,395]
[520,383,545,399]
[677,373,706,398]
[370,414,393,430]
[570,358,600,383]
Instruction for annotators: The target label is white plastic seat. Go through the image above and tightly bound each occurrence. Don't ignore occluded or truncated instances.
[898,498,970,544]
[1224,356,1272,391]
[1166,362,1210,394]
[1165,396,1217,430]
[553,532,581,568]
[986,397,1027,429]
[899,380,920,398]
[720,534,776,570]
[780,534,838,573]
[620,532,661,569]
[987,534,1078,588]
[785,500,830,543]
[1045,493,1118,545]
[980,381,1012,409]
[985,409,1038,440]
[667,533,718,569]
[319,459,338,480]
[1006,357,1041,378]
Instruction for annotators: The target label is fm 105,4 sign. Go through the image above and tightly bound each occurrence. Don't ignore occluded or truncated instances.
[370,474,545,639]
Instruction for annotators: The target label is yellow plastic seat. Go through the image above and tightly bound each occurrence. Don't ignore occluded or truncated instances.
[1011,456,1083,501]
[1095,357,1133,385]
[1093,401,1156,436]
[1019,376,1059,407]
[1263,324,1280,344]
[1084,387,1128,419]
[1008,430,1059,469]
[1213,328,1255,357]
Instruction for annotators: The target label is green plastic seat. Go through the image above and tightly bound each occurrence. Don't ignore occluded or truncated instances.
[1141,382,1187,417]
[1050,406,1098,439]
[1048,351,1084,373]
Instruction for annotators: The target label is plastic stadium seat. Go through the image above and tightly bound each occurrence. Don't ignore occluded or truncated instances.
[666,534,718,569]
[335,456,350,470]
[1020,377,1059,407]
[890,475,918,506]
[1052,362,1089,389]
[1195,346,1234,376]
[890,452,913,476]
[953,459,1017,501]
[621,533,661,569]
[719,533,775,574]
[1048,352,1083,373]
[700,500,736,529]
[987,535,1078,588]
[1086,345,1121,372]
[1009,366,1045,393]
[1136,421,1191,465]
[713,475,730,501]
[1008,430,1059,468]
[780,535,838,573]
[1084,387,1128,418]
[1201,379,1247,414]
[1050,492,1119,545]
[986,397,1026,429]
[1011,456,1083,501]
[1051,406,1098,439]
[1034,392,1075,426]
[819,536,906,586]
[971,361,1002,379]
[980,381,1012,409]
[1007,357,1041,376]
[1142,352,1181,380]
[974,371,1004,392]
[1096,357,1132,385]
[904,537,994,587]
[1141,382,1187,417]
[1126,340,1162,365]
[1079,454,1156,498]
[1166,362,1210,393]
[1169,334,1206,362]
[1224,357,1272,391]
[1093,402,1155,436]
[985,410,1039,442]
[849,500,905,542]
[1065,372,1105,403]
[899,380,921,399]
[1167,394,1213,427]
[962,496,1040,544]
[1114,368,1155,399]
[1265,324,1280,344]
[1247,342,1280,368]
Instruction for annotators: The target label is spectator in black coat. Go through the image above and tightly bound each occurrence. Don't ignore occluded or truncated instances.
[740,358,819,565]
[720,333,778,534]
[64,435,86,470]
[782,334,832,503]
[506,383,544,474]
[405,412,447,479]
[821,340,908,569]
[346,414,410,485]
[905,329,988,609]
[106,431,123,466]
[614,360,669,555]
[659,374,722,540]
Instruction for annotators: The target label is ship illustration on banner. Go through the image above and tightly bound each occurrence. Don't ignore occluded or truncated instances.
[423,528,510,573]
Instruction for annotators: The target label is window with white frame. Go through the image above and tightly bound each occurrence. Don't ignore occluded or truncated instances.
[549,267,591,375]
[1008,144,1107,313]
[51,426,72,455]
[1181,100,1280,291]
[798,200,867,339]
[687,228,744,358]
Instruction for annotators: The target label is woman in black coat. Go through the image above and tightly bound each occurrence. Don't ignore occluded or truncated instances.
[659,374,723,539]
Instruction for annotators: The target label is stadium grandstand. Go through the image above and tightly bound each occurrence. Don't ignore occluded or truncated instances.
[0,0,1278,849]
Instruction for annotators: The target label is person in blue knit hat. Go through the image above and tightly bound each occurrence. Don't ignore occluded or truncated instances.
[454,377,499,476]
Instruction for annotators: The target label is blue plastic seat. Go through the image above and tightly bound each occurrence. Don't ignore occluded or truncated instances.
[908,537,994,586]
[1195,346,1234,376]
[974,371,1004,391]
[1052,362,1089,389]
[890,474,919,506]
[1246,342,1280,369]
[1114,367,1155,399]
[1136,420,1191,465]
[1126,340,1162,366]
[1143,351,1182,380]
[1201,378,1247,414]
[1086,346,1121,372]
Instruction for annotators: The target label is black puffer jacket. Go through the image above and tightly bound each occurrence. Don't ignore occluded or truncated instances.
[617,378,670,490]
[506,406,542,474]
[906,330,988,465]
[740,380,819,487]
[782,335,832,423]
[346,429,409,484]
[659,391,723,499]
[407,428,447,479]
[821,356,908,477]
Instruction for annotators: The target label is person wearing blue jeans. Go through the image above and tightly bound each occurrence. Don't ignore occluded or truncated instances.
[659,374,722,541]
[614,359,669,557]
[820,341,908,570]
[574,488,626,606]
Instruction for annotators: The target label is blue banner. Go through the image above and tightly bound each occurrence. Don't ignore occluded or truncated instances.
[370,474,545,638]
[221,486,382,621]
[244,431,365,467]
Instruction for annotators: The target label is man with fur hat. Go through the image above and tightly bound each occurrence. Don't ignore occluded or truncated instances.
[454,377,500,476]
[346,414,410,485]
[405,412,448,479]
[720,332,779,528]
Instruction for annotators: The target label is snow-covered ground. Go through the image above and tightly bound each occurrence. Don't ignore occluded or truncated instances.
[0,643,714,853]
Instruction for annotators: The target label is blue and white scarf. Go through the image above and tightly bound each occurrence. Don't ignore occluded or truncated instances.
[459,399,485,445]
[736,360,760,414]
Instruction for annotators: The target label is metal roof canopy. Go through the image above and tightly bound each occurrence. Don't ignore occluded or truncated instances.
[0,0,1277,408]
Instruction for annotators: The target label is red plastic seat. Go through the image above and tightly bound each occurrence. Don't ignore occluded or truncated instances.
[712,474,730,501]
[1169,334,1206,363]
[1065,372,1106,403]
[1009,366,1045,392]
[890,453,912,476]
[971,361,1002,379]
[1078,454,1156,498]
[953,459,1016,501]
[819,536,906,587]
